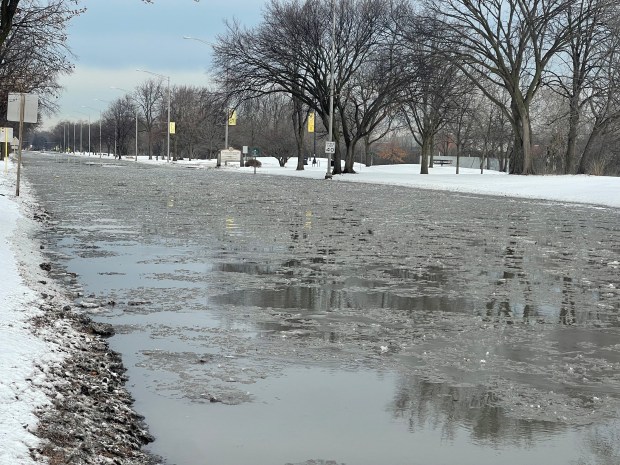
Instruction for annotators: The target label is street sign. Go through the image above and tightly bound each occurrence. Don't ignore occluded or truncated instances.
[0,127,13,142]
[7,93,38,123]
[325,141,336,154]
[242,145,248,154]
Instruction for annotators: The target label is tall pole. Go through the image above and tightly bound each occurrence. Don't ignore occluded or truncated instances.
[73,123,76,153]
[166,76,170,162]
[225,109,229,149]
[94,99,109,157]
[135,107,138,162]
[4,128,8,174]
[80,120,83,153]
[326,0,336,179]
[16,94,24,196]
[88,115,91,155]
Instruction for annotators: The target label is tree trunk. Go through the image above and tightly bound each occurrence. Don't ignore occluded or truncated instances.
[343,139,358,173]
[565,93,580,174]
[510,99,534,175]
[363,135,372,167]
[420,135,432,174]
[577,120,605,174]
[333,149,342,174]
[147,131,153,160]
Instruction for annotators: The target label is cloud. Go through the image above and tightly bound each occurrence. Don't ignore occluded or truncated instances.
[44,65,214,128]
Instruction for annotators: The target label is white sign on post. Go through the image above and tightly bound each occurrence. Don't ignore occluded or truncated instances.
[7,93,39,123]
[325,141,336,154]
[0,127,13,142]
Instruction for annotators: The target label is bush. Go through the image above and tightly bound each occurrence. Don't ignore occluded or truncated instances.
[245,158,262,168]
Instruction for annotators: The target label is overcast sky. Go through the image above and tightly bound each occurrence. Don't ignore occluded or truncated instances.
[46,0,263,128]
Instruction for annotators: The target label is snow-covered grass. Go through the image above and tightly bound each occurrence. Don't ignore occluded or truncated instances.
[1,150,619,462]
[131,152,620,209]
[0,161,59,465]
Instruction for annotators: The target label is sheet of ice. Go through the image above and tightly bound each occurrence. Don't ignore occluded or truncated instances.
[1,151,619,462]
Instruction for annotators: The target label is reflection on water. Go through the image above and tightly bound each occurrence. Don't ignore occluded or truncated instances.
[388,374,568,445]
[23,153,620,465]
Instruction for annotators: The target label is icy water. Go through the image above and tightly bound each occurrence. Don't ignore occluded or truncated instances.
[23,152,620,465]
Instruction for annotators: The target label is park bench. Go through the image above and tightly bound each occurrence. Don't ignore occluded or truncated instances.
[435,159,452,166]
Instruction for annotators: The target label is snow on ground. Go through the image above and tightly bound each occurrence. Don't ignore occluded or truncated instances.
[130,153,620,208]
[1,151,619,462]
[0,161,59,465]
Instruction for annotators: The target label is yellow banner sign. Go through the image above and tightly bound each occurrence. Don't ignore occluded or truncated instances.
[169,122,176,134]
[228,110,237,126]
[308,112,315,133]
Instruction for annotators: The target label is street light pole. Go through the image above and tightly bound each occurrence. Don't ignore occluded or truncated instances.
[326,0,336,179]
[77,110,91,155]
[84,105,101,158]
[95,98,114,157]
[137,69,170,162]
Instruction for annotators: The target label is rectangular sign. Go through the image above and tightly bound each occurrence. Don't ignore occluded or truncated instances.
[325,141,336,154]
[7,93,39,123]
[219,149,241,163]
[0,127,13,142]
[169,122,176,134]
[228,110,237,126]
[308,112,315,133]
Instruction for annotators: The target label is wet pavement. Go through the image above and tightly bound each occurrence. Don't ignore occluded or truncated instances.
[22,152,620,465]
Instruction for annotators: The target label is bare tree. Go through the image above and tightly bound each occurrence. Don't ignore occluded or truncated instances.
[426,0,587,174]
[0,0,82,122]
[399,13,465,174]
[214,0,406,175]
[104,97,135,158]
[546,0,617,173]
[577,38,620,174]
[135,79,163,159]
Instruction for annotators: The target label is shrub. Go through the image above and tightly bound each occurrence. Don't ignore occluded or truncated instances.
[245,158,262,168]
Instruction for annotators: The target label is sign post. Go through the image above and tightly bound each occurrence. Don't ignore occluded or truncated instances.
[7,93,38,196]
[1,127,13,174]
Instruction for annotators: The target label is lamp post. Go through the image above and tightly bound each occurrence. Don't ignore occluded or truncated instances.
[326,0,336,180]
[79,108,91,155]
[84,105,102,158]
[137,69,170,162]
[111,87,139,163]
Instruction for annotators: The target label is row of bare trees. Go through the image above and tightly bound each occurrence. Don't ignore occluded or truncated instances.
[208,0,620,176]
[23,0,620,176]
[43,80,295,160]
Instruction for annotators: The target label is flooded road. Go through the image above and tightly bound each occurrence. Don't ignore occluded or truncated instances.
[23,152,620,465]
